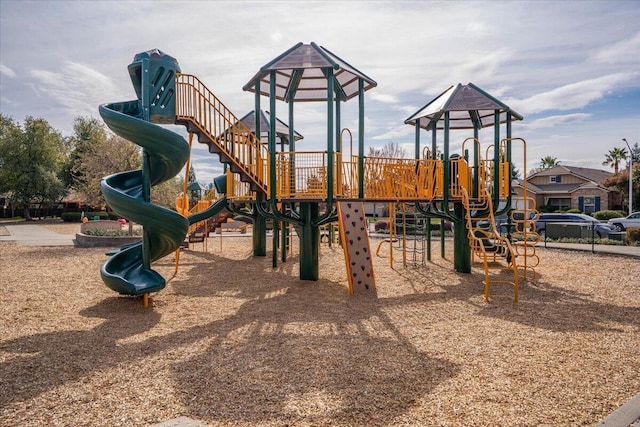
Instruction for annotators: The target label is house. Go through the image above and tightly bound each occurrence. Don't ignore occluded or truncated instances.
[513,165,621,213]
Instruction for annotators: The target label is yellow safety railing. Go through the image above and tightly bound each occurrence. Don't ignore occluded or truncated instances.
[340,156,445,200]
[275,151,329,199]
[175,74,269,195]
[483,144,511,198]
[226,170,255,201]
[449,156,471,198]
[175,198,218,235]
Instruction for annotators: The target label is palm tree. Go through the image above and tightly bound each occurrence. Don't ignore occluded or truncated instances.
[602,147,628,174]
[539,156,560,170]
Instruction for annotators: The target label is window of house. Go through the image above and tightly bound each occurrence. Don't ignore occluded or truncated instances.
[582,196,595,213]
[550,175,562,183]
[548,198,571,210]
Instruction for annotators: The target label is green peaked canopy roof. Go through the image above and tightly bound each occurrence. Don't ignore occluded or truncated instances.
[405,83,523,130]
[237,110,303,143]
[243,42,377,102]
[187,181,206,191]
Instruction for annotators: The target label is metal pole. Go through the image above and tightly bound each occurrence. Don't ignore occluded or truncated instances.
[358,79,365,198]
[623,139,633,215]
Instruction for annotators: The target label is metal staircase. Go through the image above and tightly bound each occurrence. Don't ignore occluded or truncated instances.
[175,73,269,195]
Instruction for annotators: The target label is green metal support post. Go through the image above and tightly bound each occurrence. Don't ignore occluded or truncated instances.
[272,219,279,267]
[415,119,420,160]
[299,202,320,280]
[432,126,445,259]
[453,202,471,273]
[426,220,432,261]
[326,68,334,207]
[253,204,267,256]
[252,80,267,257]
[358,80,365,198]
[493,110,501,209]
[473,126,480,198]
[446,112,471,273]
[138,57,152,270]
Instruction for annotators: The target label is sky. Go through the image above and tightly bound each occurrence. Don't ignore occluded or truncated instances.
[1,0,639,186]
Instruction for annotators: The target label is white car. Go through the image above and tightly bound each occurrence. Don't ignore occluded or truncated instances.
[608,212,640,231]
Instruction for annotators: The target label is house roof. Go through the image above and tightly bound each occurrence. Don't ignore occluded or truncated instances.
[533,183,584,193]
[513,179,543,194]
[515,164,614,194]
[529,165,612,184]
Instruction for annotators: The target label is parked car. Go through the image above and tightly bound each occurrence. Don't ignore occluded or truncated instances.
[536,213,616,238]
[608,212,640,231]
[489,212,537,233]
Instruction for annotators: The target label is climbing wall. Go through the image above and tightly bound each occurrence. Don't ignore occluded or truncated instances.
[337,202,375,294]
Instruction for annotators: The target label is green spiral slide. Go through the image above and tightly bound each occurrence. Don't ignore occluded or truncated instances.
[98,49,226,296]
[99,100,190,295]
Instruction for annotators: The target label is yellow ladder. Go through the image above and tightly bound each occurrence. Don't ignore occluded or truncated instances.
[461,187,519,302]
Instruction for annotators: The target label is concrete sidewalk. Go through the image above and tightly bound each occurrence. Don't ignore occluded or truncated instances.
[541,241,640,258]
[0,223,76,246]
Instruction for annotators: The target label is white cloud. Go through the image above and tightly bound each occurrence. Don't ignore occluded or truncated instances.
[522,113,591,130]
[0,63,16,78]
[369,93,398,104]
[592,31,640,65]
[371,124,414,141]
[28,61,126,119]
[506,73,637,114]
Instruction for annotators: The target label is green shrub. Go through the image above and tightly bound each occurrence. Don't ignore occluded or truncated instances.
[61,212,82,222]
[628,229,640,245]
[566,208,583,214]
[83,228,142,237]
[593,210,624,221]
[86,211,109,220]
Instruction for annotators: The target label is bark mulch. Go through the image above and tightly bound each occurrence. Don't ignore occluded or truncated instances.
[1,230,638,427]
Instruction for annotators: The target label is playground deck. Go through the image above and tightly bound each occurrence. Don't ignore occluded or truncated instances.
[1,234,639,426]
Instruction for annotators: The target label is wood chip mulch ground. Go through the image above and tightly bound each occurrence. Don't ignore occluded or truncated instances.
[1,221,638,426]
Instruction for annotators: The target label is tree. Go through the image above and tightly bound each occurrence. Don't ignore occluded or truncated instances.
[628,142,640,163]
[152,177,184,209]
[71,128,182,210]
[602,147,628,174]
[62,117,108,188]
[603,164,639,211]
[0,115,67,220]
[512,166,522,180]
[539,156,560,170]
[0,115,23,217]
[72,133,142,208]
[188,164,197,184]
[368,141,407,158]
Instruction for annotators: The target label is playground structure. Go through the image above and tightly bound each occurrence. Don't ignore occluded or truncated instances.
[99,45,540,303]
